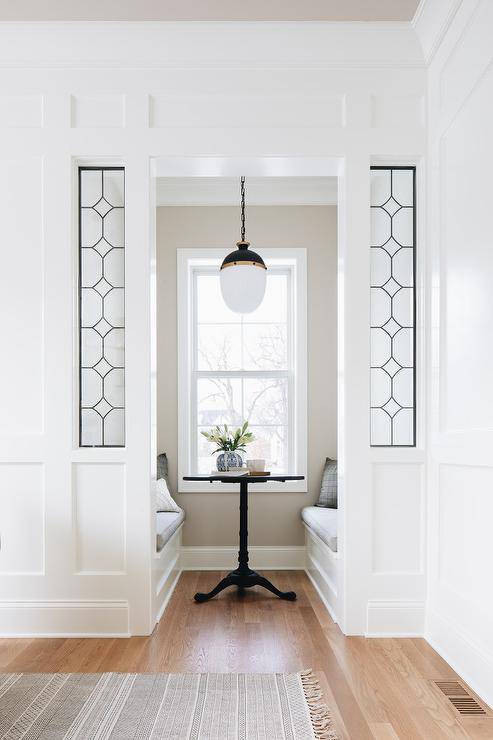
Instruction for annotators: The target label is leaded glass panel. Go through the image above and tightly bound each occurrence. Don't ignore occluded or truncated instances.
[370,167,415,446]
[79,167,125,446]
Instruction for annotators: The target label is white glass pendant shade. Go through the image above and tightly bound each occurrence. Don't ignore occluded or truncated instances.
[220,262,267,314]
[221,178,267,314]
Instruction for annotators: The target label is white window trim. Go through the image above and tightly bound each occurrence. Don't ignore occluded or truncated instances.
[177,248,307,494]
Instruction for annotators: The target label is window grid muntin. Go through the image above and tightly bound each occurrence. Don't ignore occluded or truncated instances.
[370,166,416,447]
[190,265,294,473]
[78,166,125,447]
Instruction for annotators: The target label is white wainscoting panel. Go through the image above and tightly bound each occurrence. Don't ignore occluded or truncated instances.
[0,464,44,574]
[74,463,126,574]
[149,93,343,129]
[0,157,44,435]
[71,94,125,128]
[372,462,423,574]
[440,67,493,434]
[0,95,43,127]
[426,0,493,707]
[371,95,424,128]
[438,464,493,653]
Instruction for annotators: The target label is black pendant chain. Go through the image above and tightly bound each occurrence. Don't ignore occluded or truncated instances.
[240,176,246,242]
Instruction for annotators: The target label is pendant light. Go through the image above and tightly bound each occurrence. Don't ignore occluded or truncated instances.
[220,176,267,314]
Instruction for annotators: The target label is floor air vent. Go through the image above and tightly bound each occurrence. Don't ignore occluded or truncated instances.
[434,681,486,715]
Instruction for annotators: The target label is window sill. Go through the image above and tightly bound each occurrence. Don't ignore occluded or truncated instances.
[178,480,308,495]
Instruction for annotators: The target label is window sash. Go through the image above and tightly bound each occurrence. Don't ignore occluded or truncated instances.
[177,247,307,492]
[191,369,294,475]
[190,266,294,475]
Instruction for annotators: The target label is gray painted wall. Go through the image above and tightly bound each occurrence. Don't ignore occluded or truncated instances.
[157,204,337,546]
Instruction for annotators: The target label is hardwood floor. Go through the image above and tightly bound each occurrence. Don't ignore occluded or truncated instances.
[1,571,491,739]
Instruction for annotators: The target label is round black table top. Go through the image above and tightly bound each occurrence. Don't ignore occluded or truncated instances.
[183,474,304,483]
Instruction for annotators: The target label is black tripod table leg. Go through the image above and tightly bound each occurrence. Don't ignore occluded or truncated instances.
[253,574,297,601]
[194,575,235,603]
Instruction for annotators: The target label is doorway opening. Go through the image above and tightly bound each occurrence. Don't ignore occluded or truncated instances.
[150,157,341,625]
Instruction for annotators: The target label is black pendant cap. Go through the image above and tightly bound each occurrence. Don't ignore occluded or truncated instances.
[220,241,267,270]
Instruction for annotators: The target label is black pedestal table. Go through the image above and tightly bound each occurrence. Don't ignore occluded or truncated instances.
[182,474,304,603]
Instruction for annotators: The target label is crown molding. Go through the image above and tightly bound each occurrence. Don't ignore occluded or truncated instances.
[412,0,463,65]
[0,21,425,69]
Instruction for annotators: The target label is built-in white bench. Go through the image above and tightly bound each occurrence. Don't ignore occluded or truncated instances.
[153,511,184,624]
[302,506,339,622]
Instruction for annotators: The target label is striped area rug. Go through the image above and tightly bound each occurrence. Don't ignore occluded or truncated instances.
[0,670,338,739]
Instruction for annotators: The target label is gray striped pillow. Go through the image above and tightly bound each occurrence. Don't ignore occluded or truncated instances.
[157,453,170,485]
[316,457,338,508]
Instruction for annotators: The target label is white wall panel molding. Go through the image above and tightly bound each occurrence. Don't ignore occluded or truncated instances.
[366,599,425,636]
[437,464,493,613]
[0,156,44,436]
[0,599,129,637]
[150,93,344,129]
[0,94,43,127]
[73,463,126,574]
[371,463,424,575]
[0,464,45,575]
[180,546,305,571]
[0,22,425,69]
[71,94,125,128]
[371,94,425,128]
[438,66,493,436]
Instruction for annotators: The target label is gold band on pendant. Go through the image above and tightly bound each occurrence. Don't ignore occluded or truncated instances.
[220,261,267,269]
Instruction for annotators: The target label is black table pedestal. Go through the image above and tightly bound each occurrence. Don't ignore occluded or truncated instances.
[194,478,296,603]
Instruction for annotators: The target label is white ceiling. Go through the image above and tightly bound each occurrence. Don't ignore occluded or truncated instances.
[156,177,338,207]
[0,1,421,22]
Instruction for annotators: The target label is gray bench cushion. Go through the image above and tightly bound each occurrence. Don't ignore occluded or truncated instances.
[156,509,185,552]
[301,506,338,552]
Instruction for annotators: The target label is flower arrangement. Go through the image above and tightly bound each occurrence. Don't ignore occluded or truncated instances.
[201,422,255,454]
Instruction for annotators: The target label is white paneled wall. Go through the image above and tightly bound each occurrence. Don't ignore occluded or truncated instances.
[0,157,44,435]
[0,465,44,574]
[0,21,426,636]
[74,464,126,574]
[367,458,425,635]
[71,95,126,129]
[372,464,423,574]
[0,95,43,128]
[416,0,493,707]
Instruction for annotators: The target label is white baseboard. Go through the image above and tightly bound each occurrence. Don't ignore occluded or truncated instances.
[0,600,130,638]
[426,609,493,709]
[155,568,182,624]
[304,566,338,623]
[180,545,305,571]
[366,600,425,637]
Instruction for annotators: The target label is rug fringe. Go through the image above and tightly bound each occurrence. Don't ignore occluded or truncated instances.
[300,670,339,740]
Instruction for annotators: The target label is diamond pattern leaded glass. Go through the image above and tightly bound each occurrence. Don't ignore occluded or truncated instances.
[370,167,415,446]
[79,167,125,446]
